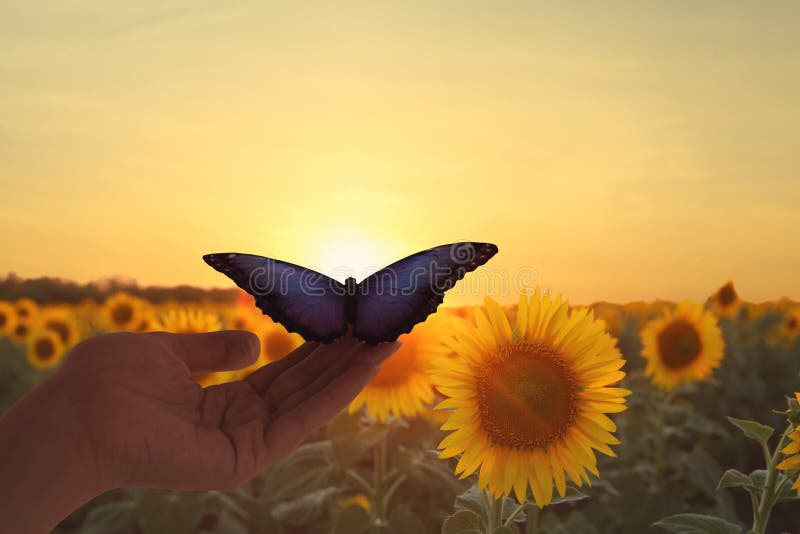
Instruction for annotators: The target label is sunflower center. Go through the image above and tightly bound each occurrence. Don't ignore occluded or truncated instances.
[657,319,702,369]
[45,320,70,343]
[112,304,134,326]
[35,338,55,360]
[788,316,798,330]
[15,323,29,338]
[370,335,419,388]
[717,284,736,307]
[0,312,7,328]
[476,342,578,450]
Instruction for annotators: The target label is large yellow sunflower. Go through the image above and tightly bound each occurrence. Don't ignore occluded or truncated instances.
[34,306,83,349]
[709,280,741,317]
[640,301,724,391]
[777,394,800,495]
[349,319,446,422]
[26,328,66,370]
[0,301,19,338]
[431,290,630,506]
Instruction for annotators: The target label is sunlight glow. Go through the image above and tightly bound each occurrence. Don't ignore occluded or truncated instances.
[315,232,393,282]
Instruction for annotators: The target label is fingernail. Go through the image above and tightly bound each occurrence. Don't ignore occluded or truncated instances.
[244,331,261,356]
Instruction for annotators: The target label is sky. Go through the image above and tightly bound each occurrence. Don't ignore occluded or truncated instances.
[1,1,798,305]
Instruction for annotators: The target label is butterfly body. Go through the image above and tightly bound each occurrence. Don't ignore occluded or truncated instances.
[343,277,358,323]
[204,242,498,344]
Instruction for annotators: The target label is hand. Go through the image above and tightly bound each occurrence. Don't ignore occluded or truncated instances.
[0,331,400,533]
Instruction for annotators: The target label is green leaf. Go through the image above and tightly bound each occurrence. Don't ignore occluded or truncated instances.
[454,486,487,518]
[748,469,767,488]
[492,527,515,534]
[653,513,742,534]
[333,504,371,534]
[271,487,339,526]
[727,417,774,443]
[525,485,588,508]
[776,475,800,502]
[717,469,756,491]
[137,491,204,534]
[441,509,483,534]
[79,502,137,534]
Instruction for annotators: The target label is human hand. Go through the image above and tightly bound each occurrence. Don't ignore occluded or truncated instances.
[0,331,400,533]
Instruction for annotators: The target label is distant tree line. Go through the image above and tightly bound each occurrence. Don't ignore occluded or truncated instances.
[0,273,239,304]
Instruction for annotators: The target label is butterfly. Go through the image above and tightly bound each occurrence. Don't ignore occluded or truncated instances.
[203,242,498,344]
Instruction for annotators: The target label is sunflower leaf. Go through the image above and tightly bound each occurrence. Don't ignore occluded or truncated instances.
[717,469,756,492]
[652,513,742,534]
[726,417,774,444]
[441,509,484,534]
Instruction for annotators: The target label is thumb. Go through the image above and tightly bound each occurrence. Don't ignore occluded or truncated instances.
[150,331,260,373]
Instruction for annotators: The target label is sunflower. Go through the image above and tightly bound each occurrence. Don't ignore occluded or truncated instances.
[709,280,741,317]
[782,308,800,339]
[590,302,625,338]
[14,298,39,322]
[100,292,148,332]
[221,304,262,332]
[26,328,66,370]
[777,395,800,496]
[153,307,222,334]
[35,306,82,349]
[349,319,445,422]
[10,321,31,343]
[430,290,629,506]
[640,301,724,391]
[0,301,19,338]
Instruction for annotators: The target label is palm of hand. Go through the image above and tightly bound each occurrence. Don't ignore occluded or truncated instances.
[55,331,397,491]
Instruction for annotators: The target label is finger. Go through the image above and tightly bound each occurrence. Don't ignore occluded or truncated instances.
[263,337,363,406]
[149,331,260,373]
[272,341,401,418]
[263,348,398,463]
[244,341,320,393]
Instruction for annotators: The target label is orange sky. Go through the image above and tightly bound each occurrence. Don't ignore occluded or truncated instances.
[1,2,798,305]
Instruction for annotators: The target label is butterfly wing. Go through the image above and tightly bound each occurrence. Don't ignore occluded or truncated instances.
[353,242,498,344]
[203,253,348,343]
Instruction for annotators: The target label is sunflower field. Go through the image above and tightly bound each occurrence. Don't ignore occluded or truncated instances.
[0,278,798,534]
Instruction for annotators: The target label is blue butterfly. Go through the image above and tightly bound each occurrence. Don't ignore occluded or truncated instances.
[203,242,498,344]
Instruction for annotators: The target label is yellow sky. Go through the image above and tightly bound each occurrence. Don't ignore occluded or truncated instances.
[1,2,798,304]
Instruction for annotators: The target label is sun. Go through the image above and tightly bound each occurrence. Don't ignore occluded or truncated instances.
[316,232,394,282]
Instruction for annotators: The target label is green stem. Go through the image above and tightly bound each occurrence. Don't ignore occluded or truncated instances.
[654,391,672,479]
[373,434,388,526]
[752,426,792,534]
[504,503,526,527]
[483,489,503,532]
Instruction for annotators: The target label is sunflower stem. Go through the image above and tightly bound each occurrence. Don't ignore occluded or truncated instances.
[373,433,388,526]
[504,502,526,527]
[752,424,791,534]
[483,489,504,531]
